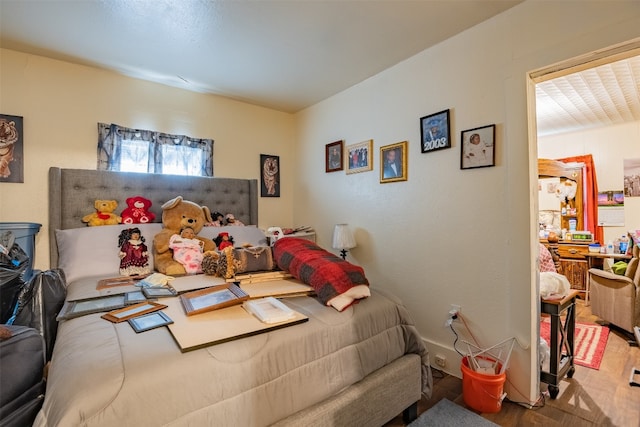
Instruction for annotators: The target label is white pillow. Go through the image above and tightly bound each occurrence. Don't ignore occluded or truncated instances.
[199,225,268,247]
[56,224,162,283]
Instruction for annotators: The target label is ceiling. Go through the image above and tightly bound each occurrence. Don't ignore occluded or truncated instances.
[536,55,640,137]
[1,1,638,136]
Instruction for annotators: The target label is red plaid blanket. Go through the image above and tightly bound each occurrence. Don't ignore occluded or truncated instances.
[273,238,369,306]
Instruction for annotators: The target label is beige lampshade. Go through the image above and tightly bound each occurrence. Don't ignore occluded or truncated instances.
[332,224,356,250]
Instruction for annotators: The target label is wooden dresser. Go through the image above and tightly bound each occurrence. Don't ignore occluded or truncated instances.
[542,240,590,292]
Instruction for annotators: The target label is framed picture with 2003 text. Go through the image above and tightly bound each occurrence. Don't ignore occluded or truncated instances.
[420,109,450,154]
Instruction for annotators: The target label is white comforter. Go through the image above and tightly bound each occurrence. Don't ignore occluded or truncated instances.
[35,276,430,426]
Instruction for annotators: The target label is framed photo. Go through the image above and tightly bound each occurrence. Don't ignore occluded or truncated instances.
[180,283,249,316]
[101,301,167,323]
[420,109,451,153]
[380,141,408,183]
[97,274,150,290]
[325,140,344,172]
[260,154,280,197]
[0,114,24,183]
[460,124,496,170]
[124,291,147,305]
[346,140,373,174]
[128,311,173,333]
[142,286,177,298]
[57,294,125,320]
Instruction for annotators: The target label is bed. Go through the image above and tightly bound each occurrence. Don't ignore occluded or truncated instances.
[35,167,432,426]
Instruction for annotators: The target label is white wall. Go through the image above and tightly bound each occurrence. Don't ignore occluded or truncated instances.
[0,48,296,268]
[294,1,640,403]
[539,121,640,244]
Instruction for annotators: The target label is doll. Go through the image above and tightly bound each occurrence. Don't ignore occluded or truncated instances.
[225,213,244,226]
[214,232,234,250]
[169,226,205,275]
[118,227,151,276]
[206,211,225,227]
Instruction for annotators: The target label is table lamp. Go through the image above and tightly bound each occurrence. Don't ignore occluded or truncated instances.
[332,224,356,260]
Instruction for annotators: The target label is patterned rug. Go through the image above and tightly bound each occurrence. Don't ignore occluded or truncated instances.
[540,318,609,370]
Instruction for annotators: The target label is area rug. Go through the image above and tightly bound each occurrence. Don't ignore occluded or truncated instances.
[408,398,498,427]
[540,318,609,370]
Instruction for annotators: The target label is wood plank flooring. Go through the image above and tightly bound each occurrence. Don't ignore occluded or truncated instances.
[385,300,640,426]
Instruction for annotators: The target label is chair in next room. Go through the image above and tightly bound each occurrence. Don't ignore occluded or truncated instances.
[589,244,640,335]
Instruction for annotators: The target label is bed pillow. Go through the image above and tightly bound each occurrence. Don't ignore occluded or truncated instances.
[56,223,162,283]
[199,225,268,247]
[273,237,370,311]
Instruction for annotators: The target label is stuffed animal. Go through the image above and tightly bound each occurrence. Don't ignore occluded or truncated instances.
[121,196,156,224]
[153,196,215,275]
[82,200,122,226]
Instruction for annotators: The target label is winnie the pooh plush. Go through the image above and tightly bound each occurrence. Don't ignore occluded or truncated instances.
[153,196,216,275]
[82,200,122,226]
[121,196,156,224]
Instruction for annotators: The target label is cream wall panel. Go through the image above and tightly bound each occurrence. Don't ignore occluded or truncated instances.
[294,1,640,404]
[0,49,295,268]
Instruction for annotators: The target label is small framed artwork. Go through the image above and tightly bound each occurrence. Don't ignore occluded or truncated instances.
[0,114,24,183]
[380,141,408,183]
[142,286,177,299]
[128,311,173,333]
[325,140,344,173]
[180,283,250,316]
[124,291,147,305]
[460,124,496,170]
[101,301,168,323]
[57,294,126,320]
[260,154,280,197]
[346,139,373,174]
[420,109,451,153]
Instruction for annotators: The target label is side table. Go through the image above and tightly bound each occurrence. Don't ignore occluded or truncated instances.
[540,289,579,399]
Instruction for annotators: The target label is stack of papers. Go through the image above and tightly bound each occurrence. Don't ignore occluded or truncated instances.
[243,297,296,324]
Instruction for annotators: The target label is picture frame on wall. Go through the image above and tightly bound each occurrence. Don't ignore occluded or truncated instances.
[325,140,344,173]
[460,124,496,170]
[260,154,280,197]
[346,139,373,174]
[420,109,451,154]
[0,114,24,183]
[380,141,408,183]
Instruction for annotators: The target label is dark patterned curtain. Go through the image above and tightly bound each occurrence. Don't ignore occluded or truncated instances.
[97,123,213,176]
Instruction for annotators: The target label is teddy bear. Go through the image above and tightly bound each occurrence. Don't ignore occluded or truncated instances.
[153,196,216,276]
[82,200,122,226]
[121,196,156,224]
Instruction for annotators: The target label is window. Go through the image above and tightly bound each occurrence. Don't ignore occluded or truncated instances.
[97,123,213,176]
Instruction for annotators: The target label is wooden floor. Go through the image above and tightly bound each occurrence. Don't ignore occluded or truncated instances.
[385,300,640,426]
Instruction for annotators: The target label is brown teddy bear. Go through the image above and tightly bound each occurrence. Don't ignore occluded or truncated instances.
[153,196,216,275]
[82,200,122,226]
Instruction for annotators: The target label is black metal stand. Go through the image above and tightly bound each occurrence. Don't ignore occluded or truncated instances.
[339,249,348,260]
[540,290,578,399]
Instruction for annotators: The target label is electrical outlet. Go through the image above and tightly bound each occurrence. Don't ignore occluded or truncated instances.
[449,304,461,317]
[434,354,446,367]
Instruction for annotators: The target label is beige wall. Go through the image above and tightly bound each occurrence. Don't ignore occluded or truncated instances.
[0,48,296,269]
[539,121,640,244]
[294,1,640,402]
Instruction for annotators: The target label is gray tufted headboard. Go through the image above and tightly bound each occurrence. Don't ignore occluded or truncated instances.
[48,167,258,267]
